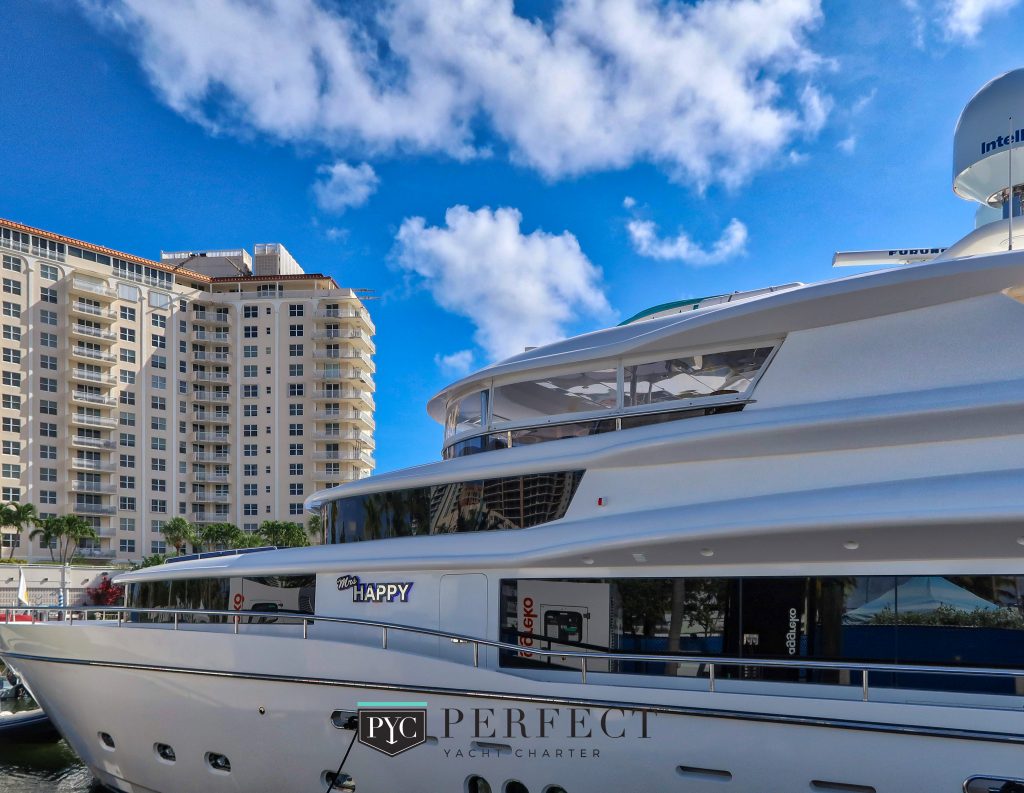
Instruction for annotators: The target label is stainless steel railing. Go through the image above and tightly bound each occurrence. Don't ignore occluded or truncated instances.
[4,605,1023,701]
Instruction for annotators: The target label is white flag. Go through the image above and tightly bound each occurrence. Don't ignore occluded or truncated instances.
[16,567,28,607]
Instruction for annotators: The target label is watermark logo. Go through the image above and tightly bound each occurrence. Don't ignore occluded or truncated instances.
[357,702,427,756]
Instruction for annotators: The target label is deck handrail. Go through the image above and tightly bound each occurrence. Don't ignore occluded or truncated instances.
[5,605,1023,698]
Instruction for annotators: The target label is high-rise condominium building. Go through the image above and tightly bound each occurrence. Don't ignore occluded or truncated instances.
[0,218,375,562]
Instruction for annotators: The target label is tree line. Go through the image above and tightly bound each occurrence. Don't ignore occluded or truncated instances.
[0,501,323,567]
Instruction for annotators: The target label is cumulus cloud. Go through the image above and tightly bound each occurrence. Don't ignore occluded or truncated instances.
[941,0,1019,40]
[395,206,612,361]
[628,218,748,266]
[902,0,1018,43]
[80,0,829,189]
[622,196,636,209]
[837,135,857,154]
[434,350,475,377]
[313,161,379,213]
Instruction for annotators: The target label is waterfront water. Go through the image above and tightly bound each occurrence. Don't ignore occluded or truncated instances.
[0,739,98,793]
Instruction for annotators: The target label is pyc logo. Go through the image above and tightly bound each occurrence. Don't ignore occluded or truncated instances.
[357,702,427,756]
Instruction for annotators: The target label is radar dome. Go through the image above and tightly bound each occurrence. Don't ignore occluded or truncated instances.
[954,68,1024,205]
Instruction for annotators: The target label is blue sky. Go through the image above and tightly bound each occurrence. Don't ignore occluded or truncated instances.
[2,0,1023,472]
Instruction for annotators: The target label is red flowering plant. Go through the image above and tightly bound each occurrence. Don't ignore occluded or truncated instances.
[85,574,125,607]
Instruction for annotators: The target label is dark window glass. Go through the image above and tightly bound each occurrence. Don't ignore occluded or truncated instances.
[127,575,315,624]
[322,471,584,543]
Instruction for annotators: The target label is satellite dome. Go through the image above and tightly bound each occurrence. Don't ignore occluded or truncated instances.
[953,68,1024,206]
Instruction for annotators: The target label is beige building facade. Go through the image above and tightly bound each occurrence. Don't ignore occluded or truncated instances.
[0,218,375,562]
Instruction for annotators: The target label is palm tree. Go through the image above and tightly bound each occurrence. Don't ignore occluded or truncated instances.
[196,522,243,552]
[51,515,98,565]
[161,516,196,557]
[29,516,61,563]
[0,502,37,561]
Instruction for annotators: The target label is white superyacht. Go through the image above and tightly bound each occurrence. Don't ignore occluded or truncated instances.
[5,71,1024,793]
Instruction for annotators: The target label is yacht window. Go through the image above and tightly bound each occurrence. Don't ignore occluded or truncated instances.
[623,346,773,408]
[321,470,584,543]
[127,575,315,622]
[445,391,486,439]
[491,368,618,426]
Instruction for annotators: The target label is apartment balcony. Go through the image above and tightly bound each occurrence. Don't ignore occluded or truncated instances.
[313,351,374,369]
[192,493,231,504]
[191,311,230,324]
[71,481,116,494]
[191,472,229,483]
[75,546,117,559]
[192,413,230,426]
[70,457,116,473]
[191,350,230,362]
[194,330,231,342]
[194,431,230,442]
[311,450,375,466]
[192,513,231,525]
[312,468,344,482]
[313,364,374,381]
[74,503,117,516]
[191,371,231,383]
[192,391,231,403]
[71,368,116,386]
[70,301,116,321]
[71,390,117,407]
[71,436,117,450]
[70,345,117,365]
[192,452,229,463]
[70,277,117,300]
[71,323,116,342]
[314,428,374,446]
[309,403,374,428]
[316,329,373,350]
[71,413,117,429]
[314,307,371,322]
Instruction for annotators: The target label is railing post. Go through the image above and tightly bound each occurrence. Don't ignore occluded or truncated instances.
[118,611,123,627]
[862,669,869,702]
[581,656,587,684]
[302,618,308,639]
[69,611,74,626]
[709,663,716,692]
[173,612,179,631]
[382,626,388,649]
[473,641,479,668]
[233,615,239,635]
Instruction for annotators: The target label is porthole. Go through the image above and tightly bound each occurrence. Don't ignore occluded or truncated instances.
[543,788,568,793]
[205,752,231,774]
[154,743,176,763]
[98,732,115,750]
[322,770,356,791]
[467,776,492,793]
[504,782,529,793]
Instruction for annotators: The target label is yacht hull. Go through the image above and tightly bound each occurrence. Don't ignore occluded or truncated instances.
[2,624,1021,793]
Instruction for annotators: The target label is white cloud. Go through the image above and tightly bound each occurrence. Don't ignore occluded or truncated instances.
[313,161,379,213]
[902,0,1019,43]
[81,0,829,189]
[837,135,857,154]
[395,206,612,361]
[941,0,1020,40]
[434,350,475,377]
[628,218,748,266]
[622,196,636,209]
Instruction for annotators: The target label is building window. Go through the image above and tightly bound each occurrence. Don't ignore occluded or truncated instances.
[288,383,305,397]
[243,345,257,358]
[151,396,166,411]
[289,463,303,476]
[151,334,166,349]
[120,391,136,406]
[288,343,303,357]
[119,475,135,489]
[39,354,56,370]
[1,395,18,410]
[119,433,136,448]
[289,503,303,516]
[243,464,257,476]
[243,504,257,516]
[151,499,167,513]
[119,539,136,553]
[152,458,166,472]
[288,443,303,456]
[0,440,17,455]
[1,488,20,502]
[243,424,257,437]
[243,305,258,318]
[119,412,135,427]
[288,423,303,436]
[119,454,135,468]
[40,263,58,280]
[243,365,258,379]
[2,371,20,387]
[2,301,20,318]
[1,463,20,478]
[243,384,258,399]
[243,483,257,497]
[4,416,22,431]
[289,483,304,496]
[243,444,257,457]
[2,278,20,296]
[39,377,56,393]
[244,325,257,339]
[243,404,257,417]
[151,540,166,555]
[120,369,136,385]
[288,324,303,337]
[39,399,57,415]
[151,417,167,432]
[152,354,167,370]
[151,437,167,451]
[40,286,57,303]
[151,478,166,492]
[39,309,56,325]
[40,331,56,348]
[288,403,303,416]
[40,467,56,482]
[2,348,19,364]
[120,306,136,322]
[120,327,136,343]
[152,375,166,390]
[120,517,136,532]
[120,348,137,364]
[39,490,56,505]
[2,255,22,273]
[38,422,55,438]
[39,445,56,460]
[152,314,167,329]
[2,324,20,341]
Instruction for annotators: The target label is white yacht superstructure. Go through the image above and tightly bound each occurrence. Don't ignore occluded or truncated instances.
[5,71,1024,793]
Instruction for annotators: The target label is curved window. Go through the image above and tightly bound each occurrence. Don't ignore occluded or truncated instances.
[623,347,772,407]
[445,391,486,439]
[491,367,618,425]
[126,575,315,622]
[322,471,584,543]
